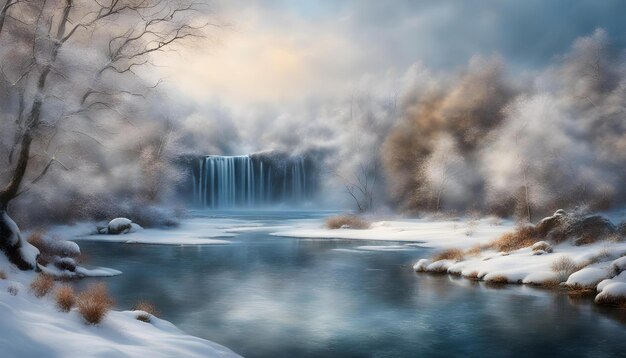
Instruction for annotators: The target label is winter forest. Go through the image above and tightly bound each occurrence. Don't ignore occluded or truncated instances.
[0,1,625,357]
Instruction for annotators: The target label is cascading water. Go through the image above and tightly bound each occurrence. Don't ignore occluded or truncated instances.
[190,154,314,208]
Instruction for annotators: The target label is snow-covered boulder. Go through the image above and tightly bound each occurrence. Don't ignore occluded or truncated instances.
[534,210,570,242]
[597,271,626,292]
[0,211,39,270]
[130,223,144,233]
[565,267,611,289]
[53,257,77,272]
[425,259,455,273]
[566,216,617,246]
[413,259,431,272]
[107,218,133,235]
[532,241,553,253]
[595,282,626,305]
[523,271,560,285]
[612,256,626,274]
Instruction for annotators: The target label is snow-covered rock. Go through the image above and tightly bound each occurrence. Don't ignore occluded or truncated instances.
[611,256,626,273]
[595,282,626,305]
[425,259,455,273]
[129,223,144,233]
[565,267,611,288]
[0,211,39,270]
[107,218,133,235]
[597,271,626,292]
[532,241,553,253]
[413,259,430,272]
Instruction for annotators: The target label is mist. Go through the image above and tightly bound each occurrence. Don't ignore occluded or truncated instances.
[1,1,624,227]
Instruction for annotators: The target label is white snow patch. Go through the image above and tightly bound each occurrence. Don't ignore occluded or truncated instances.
[0,256,239,357]
[565,265,612,288]
[272,218,513,248]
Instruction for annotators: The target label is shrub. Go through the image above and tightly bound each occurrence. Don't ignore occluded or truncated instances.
[77,283,114,325]
[7,285,19,296]
[0,270,6,280]
[55,285,76,312]
[325,215,370,230]
[30,274,55,298]
[489,225,538,252]
[551,256,586,282]
[133,300,160,323]
[432,248,465,262]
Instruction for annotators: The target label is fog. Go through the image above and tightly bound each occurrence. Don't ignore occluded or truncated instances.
[0,1,624,226]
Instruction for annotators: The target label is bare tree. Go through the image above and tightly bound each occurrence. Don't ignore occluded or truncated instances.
[0,0,211,269]
[332,90,393,212]
[333,162,378,212]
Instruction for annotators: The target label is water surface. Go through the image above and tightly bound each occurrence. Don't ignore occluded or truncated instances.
[75,211,626,357]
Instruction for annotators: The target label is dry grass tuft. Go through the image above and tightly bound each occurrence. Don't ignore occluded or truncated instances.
[537,280,562,289]
[432,248,465,262]
[0,270,6,280]
[77,283,114,325]
[551,256,587,282]
[325,215,370,230]
[55,285,76,312]
[464,271,480,281]
[7,285,19,296]
[465,245,482,257]
[133,300,160,322]
[566,287,596,297]
[489,226,538,252]
[30,274,55,298]
[486,275,509,285]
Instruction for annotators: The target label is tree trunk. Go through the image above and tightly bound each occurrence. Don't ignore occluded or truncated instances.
[0,130,39,269]
[0,209,38,270]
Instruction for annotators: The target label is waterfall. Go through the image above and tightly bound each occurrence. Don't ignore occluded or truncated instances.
[191,154,312,208]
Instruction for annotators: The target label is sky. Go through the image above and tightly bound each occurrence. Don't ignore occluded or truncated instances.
[154,0,626,153]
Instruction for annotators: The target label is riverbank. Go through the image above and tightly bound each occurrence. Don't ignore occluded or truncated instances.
[0,254,240,358]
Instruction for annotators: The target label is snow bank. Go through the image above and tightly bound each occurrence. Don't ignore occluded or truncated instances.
[565,265,611,289]
[50,218,237,245]
[273,217,513,248]
[0,257,239,358]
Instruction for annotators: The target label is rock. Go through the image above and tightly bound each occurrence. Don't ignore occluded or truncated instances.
[534,210,571,243]
[0,210,38,270]
[96,226,108,234]
[413,259,431,272]
[107,218,133,235]
[532,241,553,253]
[618,221,626,237]
[566,216,617,246]
[532,250,547,256]
[53,257,77,272]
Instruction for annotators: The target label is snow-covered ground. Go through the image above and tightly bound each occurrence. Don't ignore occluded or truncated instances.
[272,217,513,248]
[0,255,240,358]
[47,217,239,245]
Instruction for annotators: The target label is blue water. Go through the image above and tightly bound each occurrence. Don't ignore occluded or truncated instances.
[74,211,626,357]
